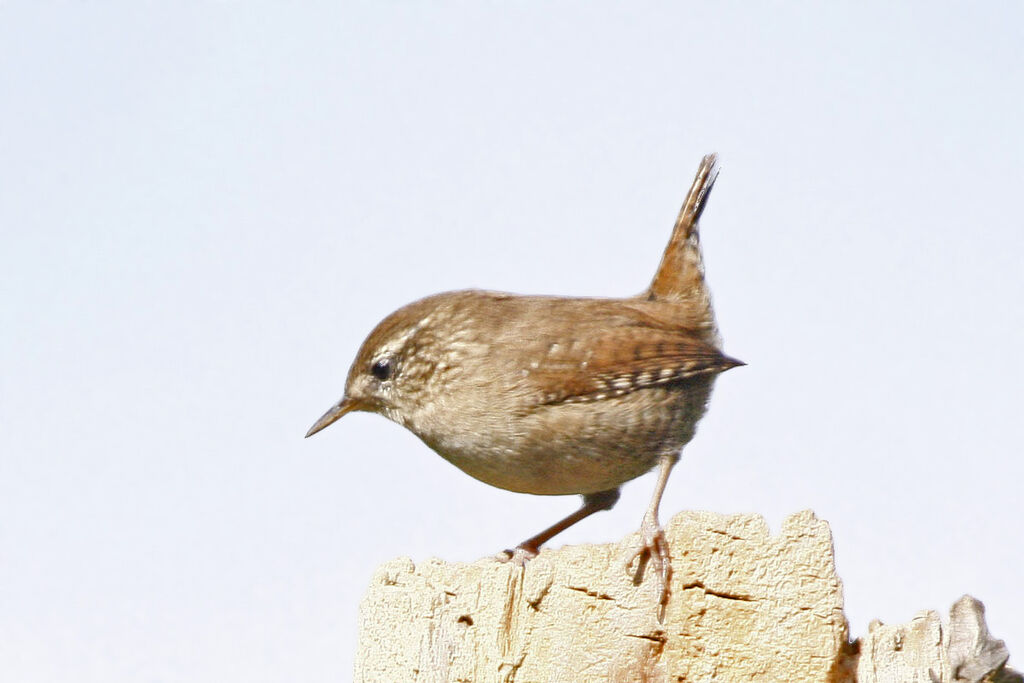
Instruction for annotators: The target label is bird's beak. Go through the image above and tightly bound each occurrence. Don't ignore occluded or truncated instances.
[305,397,363,438]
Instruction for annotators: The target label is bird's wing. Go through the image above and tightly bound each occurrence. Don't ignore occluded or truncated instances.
[526,323,743,407]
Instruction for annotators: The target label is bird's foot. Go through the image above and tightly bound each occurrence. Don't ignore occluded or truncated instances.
[498,543,539,567]
[625,511,672,617]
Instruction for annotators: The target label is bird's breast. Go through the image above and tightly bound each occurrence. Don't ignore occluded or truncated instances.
[408,379,716,496]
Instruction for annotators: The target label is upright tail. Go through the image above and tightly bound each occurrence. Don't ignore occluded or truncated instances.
[643,153,721,342]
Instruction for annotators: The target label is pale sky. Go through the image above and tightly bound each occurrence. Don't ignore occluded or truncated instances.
[2,3,1022,681]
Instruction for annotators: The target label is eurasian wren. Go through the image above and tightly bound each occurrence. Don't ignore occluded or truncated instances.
[306,154,742,605]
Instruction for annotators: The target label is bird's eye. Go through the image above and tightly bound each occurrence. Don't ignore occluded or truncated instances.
[370,358,394,381]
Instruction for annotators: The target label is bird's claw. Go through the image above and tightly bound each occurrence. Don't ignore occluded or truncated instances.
[499,544,539,567]
[625,513,673,615]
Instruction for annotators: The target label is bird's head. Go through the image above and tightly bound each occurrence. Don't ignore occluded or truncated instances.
[304,294,455,438]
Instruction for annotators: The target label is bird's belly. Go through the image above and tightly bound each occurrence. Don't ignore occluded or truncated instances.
[420,383,713,495]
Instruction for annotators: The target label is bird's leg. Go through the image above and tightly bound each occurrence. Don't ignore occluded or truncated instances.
[626,452,679,612]
[502,488,620,566]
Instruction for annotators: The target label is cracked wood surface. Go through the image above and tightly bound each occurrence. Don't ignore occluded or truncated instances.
[355,510,1018,682]
[355,510,848,682]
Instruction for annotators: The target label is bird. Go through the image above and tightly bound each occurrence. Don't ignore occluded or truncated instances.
[306,154,741,606]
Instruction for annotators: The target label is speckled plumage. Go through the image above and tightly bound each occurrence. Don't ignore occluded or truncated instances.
[307,154,741,607]
[338,291,740,496]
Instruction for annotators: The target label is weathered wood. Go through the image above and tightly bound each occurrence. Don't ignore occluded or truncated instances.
[857,596,1019,683]
[356,510,847,681]
[354,510,1017,682]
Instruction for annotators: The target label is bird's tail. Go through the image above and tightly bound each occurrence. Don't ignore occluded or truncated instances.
[644,153,720,342]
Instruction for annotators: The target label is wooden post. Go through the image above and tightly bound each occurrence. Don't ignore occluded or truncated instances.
[355,510,1017,682]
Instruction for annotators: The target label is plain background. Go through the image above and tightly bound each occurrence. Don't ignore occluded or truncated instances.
[2,3,1021,681]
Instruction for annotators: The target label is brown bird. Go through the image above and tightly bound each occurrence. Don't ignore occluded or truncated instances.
[306,154,741,604]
